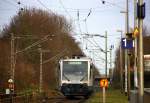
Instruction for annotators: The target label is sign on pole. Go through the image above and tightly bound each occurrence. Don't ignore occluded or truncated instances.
[100,79,108,88]
[5,89,10,94]
[8,79,14,91]
[100,79,108,103]
[8,79,13,83]
[133,27,139,38]
[121,38,134,49]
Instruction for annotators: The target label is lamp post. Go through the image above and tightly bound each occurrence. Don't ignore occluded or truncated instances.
[120,11,128,95]
[120,0,129,96]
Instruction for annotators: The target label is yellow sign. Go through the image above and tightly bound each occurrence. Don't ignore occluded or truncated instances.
[100,79,108,88]
[133,27,139,38]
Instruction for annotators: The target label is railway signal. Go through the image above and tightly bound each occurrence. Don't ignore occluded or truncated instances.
[133,27,139,38]
[8,79,14,91]
[8,78,14,103]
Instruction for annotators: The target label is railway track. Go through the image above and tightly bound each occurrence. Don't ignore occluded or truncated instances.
[0,93,87,103]
[45,96,86,103]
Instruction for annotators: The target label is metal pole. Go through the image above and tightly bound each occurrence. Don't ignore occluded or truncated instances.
[39,45,43,93]
[134,0,138,88]
[105,31,107,78]
[11,33,15,82]
[119,31,123,93]
[134,0,137,28]
[116,30,124,93]
[126,0,129,34]
[127,52,131,100]
[110,48,112,79]
[134,33,138,88]
[103,87,106,103]
[126,0,131,98]
[110,48,112,71]
[138,0,144,102]
[124,0,129,95]
[38,46,50,93]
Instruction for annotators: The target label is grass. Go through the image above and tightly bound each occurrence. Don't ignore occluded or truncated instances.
[85,88,129,103]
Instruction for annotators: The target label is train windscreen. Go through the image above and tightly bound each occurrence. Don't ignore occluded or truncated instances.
[62,61,88,81]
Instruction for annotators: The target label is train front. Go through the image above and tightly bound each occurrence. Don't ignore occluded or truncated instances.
[60,59,93,97]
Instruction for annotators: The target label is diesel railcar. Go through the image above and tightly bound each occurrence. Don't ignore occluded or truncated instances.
[58,56,93,98]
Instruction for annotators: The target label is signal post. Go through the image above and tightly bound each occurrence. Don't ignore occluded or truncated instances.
[100,79,108,103]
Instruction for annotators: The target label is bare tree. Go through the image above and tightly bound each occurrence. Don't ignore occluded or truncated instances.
[0,8,83,91]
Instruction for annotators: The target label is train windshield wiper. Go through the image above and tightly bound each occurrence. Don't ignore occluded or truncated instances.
[80,73,87,81]
[63,73,70,81]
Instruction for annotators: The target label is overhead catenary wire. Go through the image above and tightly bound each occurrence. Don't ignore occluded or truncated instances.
[0,0,25,12]
[82,9,92,33]
[100,0,124,9]
[2,0,18,8]
[72,32,106,53]
[36,0,52,12]
[30,0,127,17]
[66,6,106,62]
[92,37,105,49]
[100,0,135,14]
[91,51,105,62]
[83,19,88,33]
[83,37,105,53]
[54,7,122,14]
[15,35,53,54]
[42,49,68,64]
[57,1,113,68]
[77,10,82,34]
[75,10,84,50]
[12,0,26,7]
[57,1,123,11]
[1,0,118,73]
[86,9,92,19]
[58,0,72,18]
[73,32,106,64]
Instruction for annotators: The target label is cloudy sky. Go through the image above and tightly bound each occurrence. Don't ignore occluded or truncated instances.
[0,0,149,74]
